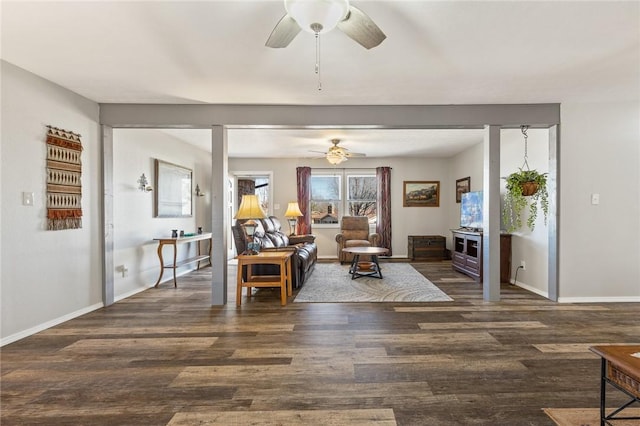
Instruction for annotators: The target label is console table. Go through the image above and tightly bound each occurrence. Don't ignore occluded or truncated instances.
[153,233,212,288]
[589,345,640,425]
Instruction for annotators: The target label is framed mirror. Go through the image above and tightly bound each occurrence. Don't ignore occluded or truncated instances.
[154,159,192,217]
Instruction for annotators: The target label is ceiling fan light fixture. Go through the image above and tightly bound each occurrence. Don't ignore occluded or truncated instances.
[326,150,347,165]
[285,0,350,34]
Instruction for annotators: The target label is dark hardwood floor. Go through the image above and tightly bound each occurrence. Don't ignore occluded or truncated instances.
[1,261,638,425]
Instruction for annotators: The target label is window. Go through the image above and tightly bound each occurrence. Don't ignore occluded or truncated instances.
[310,175,341,224]
[310,171,377,225]
[347,175,377,223]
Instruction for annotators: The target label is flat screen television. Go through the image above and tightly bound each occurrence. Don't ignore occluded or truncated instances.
[460,191,483,230]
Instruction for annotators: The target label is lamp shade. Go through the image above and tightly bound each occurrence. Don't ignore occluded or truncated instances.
[284,202,303,218]
[234,194,267,220]
[285,0,350,34]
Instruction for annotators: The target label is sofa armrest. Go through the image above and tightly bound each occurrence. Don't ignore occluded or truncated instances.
[369,233,381,246]
[289,234,316,245]
[335,233,346,244]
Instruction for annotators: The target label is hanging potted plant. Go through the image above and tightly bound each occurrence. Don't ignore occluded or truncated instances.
[502,126,549,233]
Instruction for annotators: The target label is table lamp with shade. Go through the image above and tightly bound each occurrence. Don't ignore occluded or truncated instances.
[234,194,267,255]
[284,201,303,236]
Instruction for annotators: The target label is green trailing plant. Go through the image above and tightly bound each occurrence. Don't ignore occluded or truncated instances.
[502,168,549,232]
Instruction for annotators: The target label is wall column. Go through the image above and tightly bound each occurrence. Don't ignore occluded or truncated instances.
[102,125,114,307]
[210,126,228,305]
[483,125,501,301]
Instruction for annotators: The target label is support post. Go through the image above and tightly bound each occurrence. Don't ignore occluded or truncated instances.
[483,125,501,301]
[210,125,228,305]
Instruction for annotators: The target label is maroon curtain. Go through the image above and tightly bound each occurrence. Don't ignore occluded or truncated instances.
[296,166,312,234]
[376,166,392,256]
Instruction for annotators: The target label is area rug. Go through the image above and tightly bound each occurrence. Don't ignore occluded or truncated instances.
[294,263,453,303]
[543,407,640,426]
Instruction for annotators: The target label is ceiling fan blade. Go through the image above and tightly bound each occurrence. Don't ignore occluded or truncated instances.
[337,5,386,49]
[265,14,302,48]
[345,152,366,157]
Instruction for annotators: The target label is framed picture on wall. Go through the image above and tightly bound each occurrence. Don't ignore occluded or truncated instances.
[154,159,193,217]
[456,176,471,203]
[403,181,440,207]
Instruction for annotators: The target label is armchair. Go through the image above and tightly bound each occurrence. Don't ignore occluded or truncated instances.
[335,216,381,264]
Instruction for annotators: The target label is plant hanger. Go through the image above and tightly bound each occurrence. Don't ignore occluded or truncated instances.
[520,124,530,171]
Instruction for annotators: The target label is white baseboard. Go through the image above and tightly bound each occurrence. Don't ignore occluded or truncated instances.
[2,268,199,347]
[512,279,640,303]
[558,296,640,303]
[512,280,549,299]
[114,268,195,302]
[1,302,104,347]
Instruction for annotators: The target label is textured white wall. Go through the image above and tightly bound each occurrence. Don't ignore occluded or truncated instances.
[112,129,212,299]
[1,61,101,343]
[230,155,458,259]
[500,128,550,295]
[559,102,640,301]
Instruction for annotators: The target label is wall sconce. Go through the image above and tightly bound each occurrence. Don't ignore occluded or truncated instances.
[137,173,152,192]
[195,184,205,197]
[284,201,303,236]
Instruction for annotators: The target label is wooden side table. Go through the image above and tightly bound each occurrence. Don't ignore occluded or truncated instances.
[589,345,640,425]
[153,233,212,288]
[236,251,293,306]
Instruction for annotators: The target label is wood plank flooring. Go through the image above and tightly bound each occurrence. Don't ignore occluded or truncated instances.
[1,261,639,425]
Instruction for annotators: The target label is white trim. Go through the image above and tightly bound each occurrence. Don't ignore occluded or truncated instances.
[512,280,549,299]
[114,268,197,302]
[1,302,104,347]
[557,296,640,303]
[114,285,154,302]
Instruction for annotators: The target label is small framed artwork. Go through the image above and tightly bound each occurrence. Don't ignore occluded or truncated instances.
[456,176,471,203]
[403,181,440,207]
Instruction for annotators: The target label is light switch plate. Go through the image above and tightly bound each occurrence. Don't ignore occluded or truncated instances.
[591,193,600,205]
[22,192,34,206]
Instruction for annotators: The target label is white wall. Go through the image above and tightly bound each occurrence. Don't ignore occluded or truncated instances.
[112,129,212,299]
[448,141,484,243]
[500,128,549,295]
[1,61,102,344]
[230,155,460,259]
[559,101,640,301]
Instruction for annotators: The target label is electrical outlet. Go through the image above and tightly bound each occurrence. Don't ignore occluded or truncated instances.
[520,260,526,270]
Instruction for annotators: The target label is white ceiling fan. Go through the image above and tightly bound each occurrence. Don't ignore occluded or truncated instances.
[265,0,386,50]
[311,139,366,165]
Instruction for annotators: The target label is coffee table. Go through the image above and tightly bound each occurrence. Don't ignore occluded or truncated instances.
[589,345,640,425]
[342,246,389,280]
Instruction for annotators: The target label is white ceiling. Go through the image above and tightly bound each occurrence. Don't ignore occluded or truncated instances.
[2,1,638,157]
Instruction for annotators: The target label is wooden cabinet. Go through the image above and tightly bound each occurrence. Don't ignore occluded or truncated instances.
[408,235,446,261]
[451,230,512,282]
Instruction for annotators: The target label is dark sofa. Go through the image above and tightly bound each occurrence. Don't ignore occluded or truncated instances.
[232,216,317,289]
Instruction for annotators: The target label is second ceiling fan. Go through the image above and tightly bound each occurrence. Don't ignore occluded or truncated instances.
[312,139,366,165]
